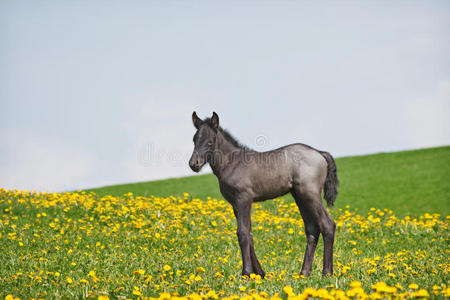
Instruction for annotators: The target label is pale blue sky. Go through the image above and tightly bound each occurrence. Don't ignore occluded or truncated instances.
[1,1,449,191]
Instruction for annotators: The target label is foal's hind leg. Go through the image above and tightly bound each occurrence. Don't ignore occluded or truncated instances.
[293,189,336,276]
[292,191,320,277]
[320,205,336,276]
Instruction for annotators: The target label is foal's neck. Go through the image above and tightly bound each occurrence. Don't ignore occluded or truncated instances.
[210,131,242,177]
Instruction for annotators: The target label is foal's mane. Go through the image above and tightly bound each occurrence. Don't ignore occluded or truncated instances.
[203,118,252,151]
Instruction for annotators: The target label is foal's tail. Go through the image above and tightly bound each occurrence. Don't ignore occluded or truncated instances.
[320,151,339,207]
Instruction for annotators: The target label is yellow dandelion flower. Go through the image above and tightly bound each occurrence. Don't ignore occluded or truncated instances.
[134,269,145,275]
[207,290,218,299]
[369,292,382,299]
[303,288,317,298]
[350,280,362,288]
[283,286,294,296]
[347,287,365,297]
[316,288,329,298]
[411,289,429,297]
[132,286,141,296]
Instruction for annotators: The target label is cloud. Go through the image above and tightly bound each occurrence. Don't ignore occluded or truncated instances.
[403,80,450,148]
[0,131,96,192]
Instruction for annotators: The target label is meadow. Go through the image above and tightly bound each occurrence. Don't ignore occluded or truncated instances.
[1,146,449,299]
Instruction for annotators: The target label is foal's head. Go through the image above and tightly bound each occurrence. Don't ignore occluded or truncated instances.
[189,112,219,172]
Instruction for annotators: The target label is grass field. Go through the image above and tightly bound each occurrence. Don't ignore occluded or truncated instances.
[1,146,449,299]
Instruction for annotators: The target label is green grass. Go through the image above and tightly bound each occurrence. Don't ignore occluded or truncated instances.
[86,146,450,217]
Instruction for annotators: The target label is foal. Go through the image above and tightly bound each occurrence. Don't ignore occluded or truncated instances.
[189,112,339,278]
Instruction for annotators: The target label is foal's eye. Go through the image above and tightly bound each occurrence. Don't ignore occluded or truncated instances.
[208,142,213,146]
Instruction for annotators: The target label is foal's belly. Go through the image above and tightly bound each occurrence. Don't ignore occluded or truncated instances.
[253,189,291,202]
[251,174,293,202]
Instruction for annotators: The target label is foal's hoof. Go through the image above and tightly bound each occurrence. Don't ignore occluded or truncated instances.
[242,272,265,280]
[300,271,310,278]
[322,271,333,277]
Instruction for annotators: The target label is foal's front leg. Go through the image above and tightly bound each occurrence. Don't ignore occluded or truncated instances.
[233,199,265,277]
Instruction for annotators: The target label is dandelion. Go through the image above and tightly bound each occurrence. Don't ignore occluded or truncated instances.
[134,269,145,275]
[207,290,218,299]
[411,289,429,297]
[347,287,365,297]
[369,292,382,299]
[408,283,419,290]
[316,288,330,299]
[283,286,294,297]
[132,286,142,296]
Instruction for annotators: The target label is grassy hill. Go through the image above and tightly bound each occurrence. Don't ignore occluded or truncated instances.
[85,146,450,217]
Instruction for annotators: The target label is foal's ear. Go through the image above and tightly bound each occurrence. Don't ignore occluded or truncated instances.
[211,112,219,130]
[192,111,202,129]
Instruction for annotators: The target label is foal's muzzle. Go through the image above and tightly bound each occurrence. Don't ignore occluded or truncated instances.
[189,154,205,173]
[189,163,201,173]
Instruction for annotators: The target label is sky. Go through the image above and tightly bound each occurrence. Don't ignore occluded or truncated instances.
[1,1,449,192]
